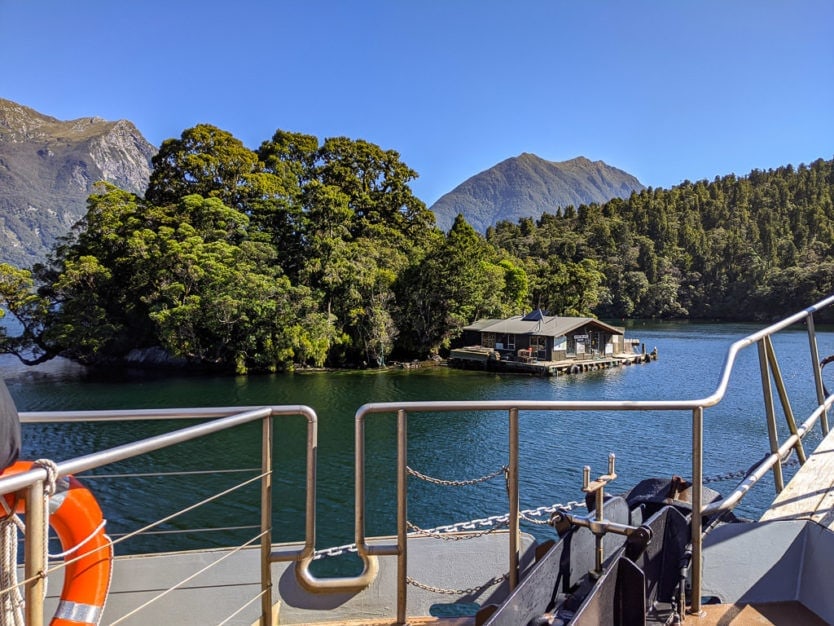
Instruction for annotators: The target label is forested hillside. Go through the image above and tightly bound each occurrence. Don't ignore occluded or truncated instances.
[0,121,830,374]
[430,154,644,232]
[487,158,834,321]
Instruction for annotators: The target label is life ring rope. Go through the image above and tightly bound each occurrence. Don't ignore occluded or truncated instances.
[49,519,108,559]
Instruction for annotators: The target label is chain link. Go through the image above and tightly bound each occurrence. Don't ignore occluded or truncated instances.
[406,464,508,487]
[406,572,508,596]
[311,500,587,560]
[702,457,801,485]
[313,459,803,560]
[407,519,508,540]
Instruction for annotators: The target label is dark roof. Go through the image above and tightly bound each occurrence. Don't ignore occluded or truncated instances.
[521,309,546,321]
[463,315,623,338]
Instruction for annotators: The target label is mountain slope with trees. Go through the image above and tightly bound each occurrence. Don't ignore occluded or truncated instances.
[0,98,156,267]
[0,117,830,374]
[429,153,645,232]
[487,158,834,321]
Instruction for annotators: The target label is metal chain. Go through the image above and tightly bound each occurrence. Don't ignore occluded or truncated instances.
[311,500,587,560]
[313,458,804,561]
[702,457,800,485]
[406,465,508,487]
[520,502,585,525]
[407,519,508,540]
[406,572,509,596]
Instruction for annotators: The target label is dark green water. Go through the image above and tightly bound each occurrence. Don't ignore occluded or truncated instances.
[2,320,832,557]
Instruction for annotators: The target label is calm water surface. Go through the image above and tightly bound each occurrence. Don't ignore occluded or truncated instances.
[2,320,832,558]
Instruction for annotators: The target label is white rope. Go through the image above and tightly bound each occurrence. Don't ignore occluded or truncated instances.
[32,459,59,603]
[0,517,24,626]
[48,519,108,559]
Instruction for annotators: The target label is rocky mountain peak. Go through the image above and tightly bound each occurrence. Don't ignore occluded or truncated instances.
[0,99,157,267]
[429,153,645,232]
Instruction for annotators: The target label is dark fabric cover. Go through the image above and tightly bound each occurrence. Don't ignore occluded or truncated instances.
[0,380,21,471]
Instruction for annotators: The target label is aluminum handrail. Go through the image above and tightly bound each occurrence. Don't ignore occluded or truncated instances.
[345,294,834,621]
[6,404,319,626]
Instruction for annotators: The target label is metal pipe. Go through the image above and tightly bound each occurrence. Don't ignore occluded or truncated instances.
[286,404,380,594]
[397,409,408,625]
[594,482,604,574]
[702,396,834,516]
[807,313,830,435]
[508,408,520,590]
[24,479,45,626]
[259,414,273,625]
[765,337,806,464]
[270,406,318,563]
[759,340,784,492]
[61,407,272,481]
[689,406,704,617]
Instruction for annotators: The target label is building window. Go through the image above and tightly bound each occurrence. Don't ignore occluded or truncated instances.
[530,335,546,358]
[482,333,496,348]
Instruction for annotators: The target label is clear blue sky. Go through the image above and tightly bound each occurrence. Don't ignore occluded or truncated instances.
[1,1,832,206]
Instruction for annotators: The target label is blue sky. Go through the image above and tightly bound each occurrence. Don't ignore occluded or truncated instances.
[1,1,832,206]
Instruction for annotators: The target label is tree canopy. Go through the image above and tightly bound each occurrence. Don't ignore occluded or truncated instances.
[1,124,831,374]
[0,126,525,372]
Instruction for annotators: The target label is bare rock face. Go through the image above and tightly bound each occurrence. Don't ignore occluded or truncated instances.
[0,98,157,267]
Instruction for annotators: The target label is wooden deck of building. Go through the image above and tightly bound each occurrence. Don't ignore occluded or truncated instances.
[448,346,656,377]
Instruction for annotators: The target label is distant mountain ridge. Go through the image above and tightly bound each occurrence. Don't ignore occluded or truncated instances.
[0,99,645,265]
[429,153,645,232]
[0,98,156,267]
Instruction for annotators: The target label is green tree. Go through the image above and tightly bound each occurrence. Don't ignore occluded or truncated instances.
[396,215,523,354]
[146,125,262,209]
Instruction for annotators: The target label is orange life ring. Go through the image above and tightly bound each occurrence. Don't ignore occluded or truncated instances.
[1,460,112,626]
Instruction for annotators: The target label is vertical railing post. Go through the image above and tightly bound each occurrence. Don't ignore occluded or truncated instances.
[764,337,806,464]
[508,407,520,590]
[259,413,274,625]
[397,409,408,625]
[807,313,830,435]
[759,340,784,492]
[689,406,704,617]
[24,479,45,626]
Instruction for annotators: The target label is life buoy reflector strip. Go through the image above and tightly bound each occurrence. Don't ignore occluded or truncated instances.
[1,460,112,626]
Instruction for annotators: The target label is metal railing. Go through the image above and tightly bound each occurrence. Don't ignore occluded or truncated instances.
[4,294,833,624]
[4,405,318,626]
[313,294,834,621]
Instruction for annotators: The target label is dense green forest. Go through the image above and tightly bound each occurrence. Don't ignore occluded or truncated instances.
[488,158,834,321]
[0,123,831,373]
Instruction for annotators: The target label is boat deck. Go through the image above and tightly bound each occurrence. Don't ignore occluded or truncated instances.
[694,425,834,625]
[697,601,827,625]
[302,618,473,626]
[759,423,834,529]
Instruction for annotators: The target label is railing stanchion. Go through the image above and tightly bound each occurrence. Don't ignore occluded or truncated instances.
[760,340,785,491]
[397,409,408,625]
[24,479,45,626]
[807,313,829,435]
[259,413,274,625]
[689,406,704,617]
[765,337,806,464]
[508,407,520,590]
